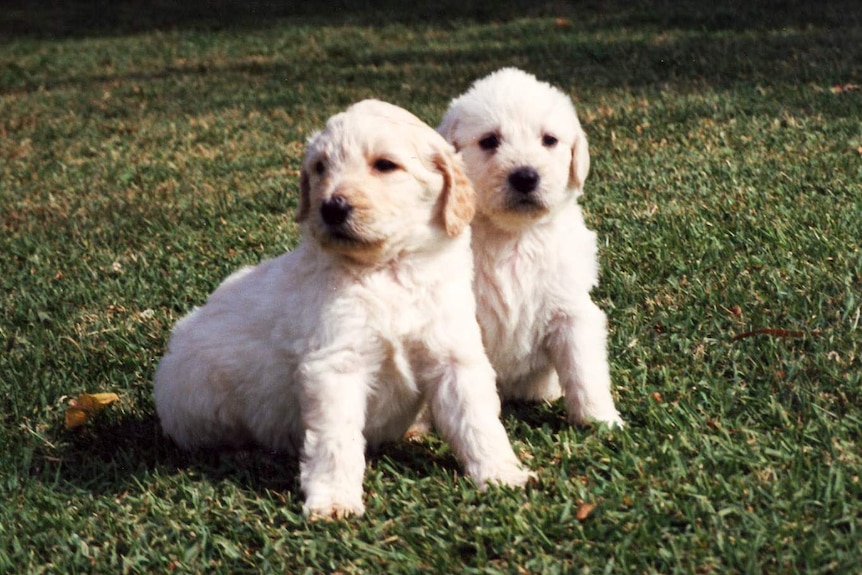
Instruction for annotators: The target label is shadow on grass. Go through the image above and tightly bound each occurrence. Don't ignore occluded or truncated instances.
[3,3,859,122]
[502,399,570,434]
[44,415,300,496]
[2,0,858,40]
[4,0,547,39]
[45,401,568,500]
[46,413,465,501]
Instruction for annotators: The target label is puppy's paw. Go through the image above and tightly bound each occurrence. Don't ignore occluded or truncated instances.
[405,404,434,437]
[605,414,625,429]
[568,407,625,429]
[600,413,626,429]
[477,464,536,490]
[303,499,365,521]
[303,488,365,520]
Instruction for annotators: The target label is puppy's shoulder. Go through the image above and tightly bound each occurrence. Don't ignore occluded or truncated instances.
[551,202,596,244]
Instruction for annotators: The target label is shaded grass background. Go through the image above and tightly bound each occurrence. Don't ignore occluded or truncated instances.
[1,1,860,572]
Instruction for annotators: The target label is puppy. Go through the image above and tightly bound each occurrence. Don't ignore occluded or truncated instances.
[154,99,532,519]
[438,68,624,427]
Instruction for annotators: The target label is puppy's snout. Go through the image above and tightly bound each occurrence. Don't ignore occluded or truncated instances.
[320,195,353,226]
[508,167,540,194]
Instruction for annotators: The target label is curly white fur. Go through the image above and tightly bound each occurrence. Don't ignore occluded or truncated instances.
[154,99,532,519]
[439,68,624,427]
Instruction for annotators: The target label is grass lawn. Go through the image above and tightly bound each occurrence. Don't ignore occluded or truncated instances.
[1,1,860,572]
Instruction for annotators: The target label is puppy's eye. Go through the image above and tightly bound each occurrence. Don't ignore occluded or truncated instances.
[542,134,559,148]
[478,134,500,151]
[314,160,326,175]
[373,158,399,173]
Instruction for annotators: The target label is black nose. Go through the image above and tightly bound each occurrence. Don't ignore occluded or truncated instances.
[320,195,352,226]
[508,167,540,194]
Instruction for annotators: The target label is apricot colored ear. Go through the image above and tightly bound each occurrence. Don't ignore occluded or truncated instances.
[295,170,310,222]
[434,149,476,237]
[569,127,591,193]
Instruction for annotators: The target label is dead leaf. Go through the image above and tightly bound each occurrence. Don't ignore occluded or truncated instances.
[554,18,573,28]
[576,502,596,521]
[652,391,663,403]
[830,83,860,94]
[65,392,120,429]
[721,304,743,319]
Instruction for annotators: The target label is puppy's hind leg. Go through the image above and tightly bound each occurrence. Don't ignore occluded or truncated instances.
[406,402,433,436]
[154,351,256,450]
[546,300,624,428]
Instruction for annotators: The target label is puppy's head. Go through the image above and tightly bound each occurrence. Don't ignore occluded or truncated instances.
[297,99,475,264]
[439,68,590,231]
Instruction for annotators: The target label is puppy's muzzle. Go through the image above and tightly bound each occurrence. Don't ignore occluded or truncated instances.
[508,166,540,194]
[320,195,353,227]
[318,194,372,248]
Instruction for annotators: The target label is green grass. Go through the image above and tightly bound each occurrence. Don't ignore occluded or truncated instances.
[2,0,860,572]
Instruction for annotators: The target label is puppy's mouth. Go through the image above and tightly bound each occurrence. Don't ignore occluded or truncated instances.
[318,224,385,253]
[325,226,360,243]
[503,191,548,214]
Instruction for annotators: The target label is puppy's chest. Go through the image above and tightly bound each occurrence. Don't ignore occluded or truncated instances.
[474,248,556,361]
[354,276,440,394]
[362,275,434,335]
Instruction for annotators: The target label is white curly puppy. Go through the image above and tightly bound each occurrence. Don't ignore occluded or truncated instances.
[154,99,532,519]
[438,68,624,427]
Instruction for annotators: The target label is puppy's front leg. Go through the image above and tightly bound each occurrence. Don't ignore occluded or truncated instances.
[425,353,534,489]
[299,368,368,519]
[547,300,624,428]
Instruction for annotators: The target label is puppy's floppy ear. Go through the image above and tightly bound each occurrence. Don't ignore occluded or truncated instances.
[437,113,461,151]
[433,146,476,237]
[295,169,310,222]
[568,126,591,194]
[297,131,323,223]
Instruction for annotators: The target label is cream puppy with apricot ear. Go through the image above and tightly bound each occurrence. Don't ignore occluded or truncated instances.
[439,68,624,427]
[154,99,532,520]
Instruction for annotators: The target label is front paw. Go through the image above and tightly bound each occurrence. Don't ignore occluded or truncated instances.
[593,412,625,429]
[303,498,365,521]
[568,405,625,429]
[476,464,536,490]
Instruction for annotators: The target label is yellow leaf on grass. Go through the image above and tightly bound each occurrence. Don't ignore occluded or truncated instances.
[576,502,597,521]
[64,392,119,429]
